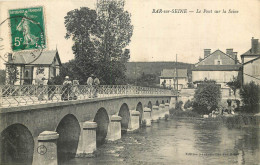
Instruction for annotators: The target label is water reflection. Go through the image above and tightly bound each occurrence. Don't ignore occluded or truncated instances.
[63,118,259,165]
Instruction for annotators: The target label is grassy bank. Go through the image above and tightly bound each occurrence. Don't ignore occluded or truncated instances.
[170,108,260,128]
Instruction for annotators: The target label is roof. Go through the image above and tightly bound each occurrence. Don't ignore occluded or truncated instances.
[160,69,187,78]
[192,65,241,71]
[9,50,61,65]
[243,56,260,65]
[195,49,240,66]
[241,43,260,57]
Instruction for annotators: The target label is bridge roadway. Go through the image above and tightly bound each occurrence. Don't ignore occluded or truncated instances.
[0,90,176,165]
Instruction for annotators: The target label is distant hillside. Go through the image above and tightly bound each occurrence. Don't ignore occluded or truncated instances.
[126,62,194,80]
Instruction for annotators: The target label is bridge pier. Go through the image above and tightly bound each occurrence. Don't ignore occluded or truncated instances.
[159,104,165,119]
[143,107,152,126]
[129,110,140,131]
[152,105,159,123]
[106,115,122,141]
[34,131,59,165]
[76,121,97,157]
[165,103,170,114]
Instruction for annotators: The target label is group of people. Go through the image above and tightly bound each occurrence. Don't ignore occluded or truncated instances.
[37,74,100,101]
[61,74,100,100]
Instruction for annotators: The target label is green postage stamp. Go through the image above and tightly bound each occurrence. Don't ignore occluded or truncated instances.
[9,7,46,51]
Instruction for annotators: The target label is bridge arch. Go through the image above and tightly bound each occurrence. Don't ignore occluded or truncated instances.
[0,123,34,165]
[118,103,130,132]
[148,101,152,110]
[136,102,143,126]
[94,108,109,146]
[156,100,159,106]
[56,114,80,162]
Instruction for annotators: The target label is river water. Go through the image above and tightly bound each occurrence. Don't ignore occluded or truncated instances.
[64,118,260,165]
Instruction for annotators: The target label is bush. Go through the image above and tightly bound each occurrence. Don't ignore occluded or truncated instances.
[184,100,193,109]
[193,83,221,114]
[171,108,200,117]
[240,82,260,113]
[175,101,183,110]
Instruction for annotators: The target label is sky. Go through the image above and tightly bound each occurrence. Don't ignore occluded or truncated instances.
[0,0,260,69]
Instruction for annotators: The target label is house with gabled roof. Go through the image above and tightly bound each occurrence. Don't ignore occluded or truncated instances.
[5,49,62,85]
[241,37,260,85]
[159,69,188,89]
[192,48,241,87]
[241,37,260,64]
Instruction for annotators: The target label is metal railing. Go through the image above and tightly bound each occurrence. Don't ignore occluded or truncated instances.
[0,85,175,107]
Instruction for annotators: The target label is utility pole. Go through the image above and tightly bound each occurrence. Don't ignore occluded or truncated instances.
[176,54,178,91]
[176,54,178,101]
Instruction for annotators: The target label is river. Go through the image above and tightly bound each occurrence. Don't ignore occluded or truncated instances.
[63,118,260,165]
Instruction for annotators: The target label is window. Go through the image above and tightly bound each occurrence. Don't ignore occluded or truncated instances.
[25,70,29,77]
[214,59,222,65]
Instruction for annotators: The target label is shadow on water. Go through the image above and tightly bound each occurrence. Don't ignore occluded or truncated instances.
[56,114,80,164]
[0,124,34,165]
[94,108,109,147]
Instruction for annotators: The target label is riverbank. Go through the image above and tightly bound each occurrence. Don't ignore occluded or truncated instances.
[170,109,260,128]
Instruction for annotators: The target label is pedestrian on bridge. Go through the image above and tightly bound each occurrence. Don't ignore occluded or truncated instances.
[93,76,100,98]
[87,74,94,98]
[62,76,72,101]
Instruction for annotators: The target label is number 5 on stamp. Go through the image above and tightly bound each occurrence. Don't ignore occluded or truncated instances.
[9,7,46,51]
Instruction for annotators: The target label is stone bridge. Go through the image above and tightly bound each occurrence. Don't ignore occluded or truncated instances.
[0,89,176,165]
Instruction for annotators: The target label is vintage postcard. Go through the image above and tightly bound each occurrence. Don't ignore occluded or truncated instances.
[0,0,259,165]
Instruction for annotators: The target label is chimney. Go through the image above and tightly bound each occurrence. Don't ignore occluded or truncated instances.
[8,53,12,62]
[251,37,259,54]
[204,49,211,58]
[233,52,238,64]
[226,48,233,55]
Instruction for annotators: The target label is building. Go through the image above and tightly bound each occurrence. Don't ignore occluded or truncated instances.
[241,37,260,64]
[192,49,241,87]
[240,37,260,85]
[159,69,188,89]
[5,49,62,85]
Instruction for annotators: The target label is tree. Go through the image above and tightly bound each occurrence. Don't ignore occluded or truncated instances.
[136,72,157,87]
[64,1,133,85]
[0,69,6,85]
[193,82,221,114]
[5,65,19,85]
[240,81,260,112]
[93,0,133,84]
[64,7,99,84]
[226,76,241,98]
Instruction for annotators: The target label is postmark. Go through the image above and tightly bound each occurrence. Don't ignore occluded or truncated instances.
[0,6,46,64]
[37,145,47,155]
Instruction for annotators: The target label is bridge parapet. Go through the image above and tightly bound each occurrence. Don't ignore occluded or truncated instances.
[0,85,175,107]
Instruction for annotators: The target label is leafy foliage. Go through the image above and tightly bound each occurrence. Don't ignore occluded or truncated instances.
[136,72,157,87]
[64,0,133,85]
[175,101,183,110]
[226,76,241,97]
[194,82,221,114]
[240,81,260,112]
[6,65,19,85]
[184,100,193,109]
[0,70,6,85]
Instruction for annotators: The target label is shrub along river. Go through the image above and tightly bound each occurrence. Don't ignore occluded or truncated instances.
[63,117,259,165]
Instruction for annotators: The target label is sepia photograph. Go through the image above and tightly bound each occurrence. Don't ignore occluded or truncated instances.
[0,0,259,164]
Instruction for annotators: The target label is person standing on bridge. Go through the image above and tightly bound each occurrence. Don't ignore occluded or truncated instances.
[62,76,72,101]
[87,74,94,98]
[93,75,100,98]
